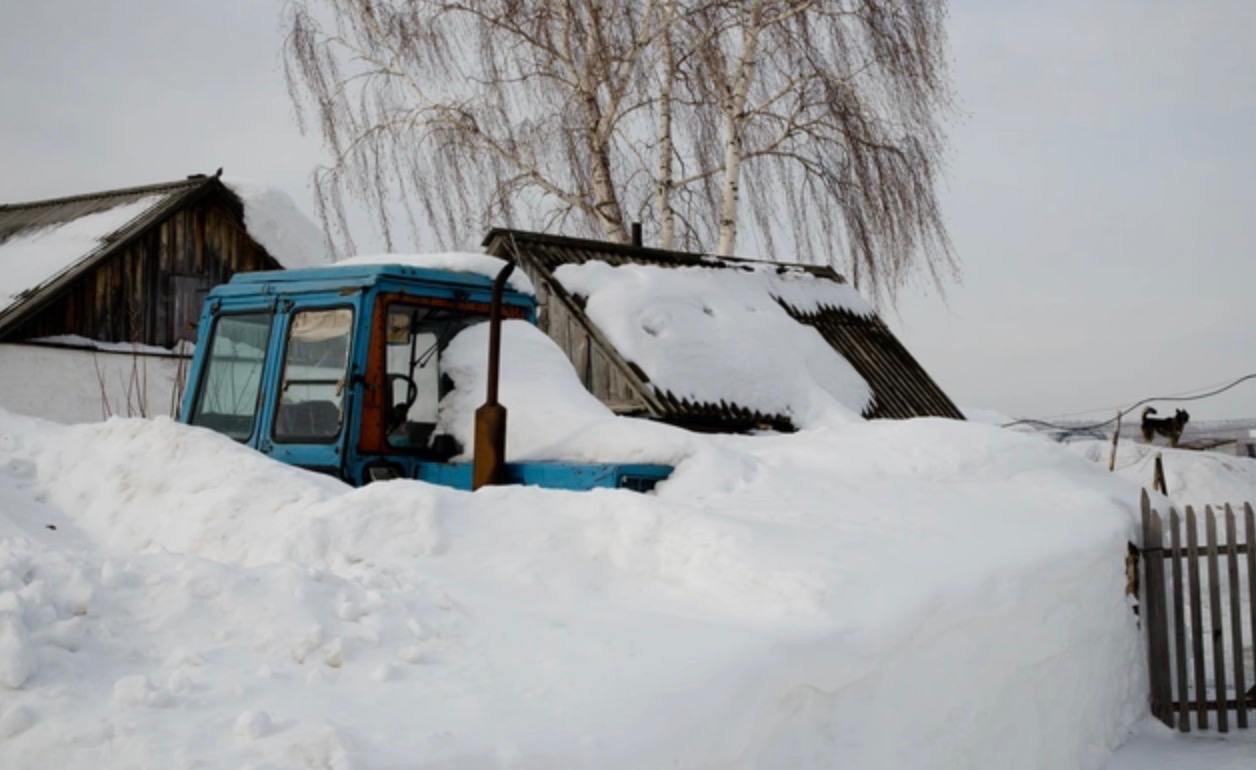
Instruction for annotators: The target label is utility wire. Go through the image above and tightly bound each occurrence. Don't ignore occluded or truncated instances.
[1000,371,1256,432]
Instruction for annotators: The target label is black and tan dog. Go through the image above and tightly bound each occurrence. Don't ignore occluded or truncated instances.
[1140,407,1189,447]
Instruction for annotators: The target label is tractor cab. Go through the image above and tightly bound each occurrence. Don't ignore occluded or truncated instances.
[179,261,671,491]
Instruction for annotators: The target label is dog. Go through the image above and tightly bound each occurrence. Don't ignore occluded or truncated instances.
[1140,407,1189,447]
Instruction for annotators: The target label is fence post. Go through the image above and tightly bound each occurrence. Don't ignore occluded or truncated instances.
[1142,490,1174,727]
[1153,453,1168,496]
[1109,411,1123,471]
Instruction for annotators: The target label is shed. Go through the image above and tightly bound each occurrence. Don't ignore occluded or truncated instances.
[484,228,962,431]
[0,173,328,348]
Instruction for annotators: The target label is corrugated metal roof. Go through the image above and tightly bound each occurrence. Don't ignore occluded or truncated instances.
[0,177,209,242]
[484,228,963,428]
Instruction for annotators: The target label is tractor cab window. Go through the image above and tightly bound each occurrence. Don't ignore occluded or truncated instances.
[274,308,353,442]
[384,305,472,453]
[189,312,273,440]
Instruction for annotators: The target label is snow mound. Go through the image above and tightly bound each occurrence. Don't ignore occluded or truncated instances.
[0,195,167,315]
[553,261,873,426]
[0,402,1152,769]
[436,320,691,463]
[222,178,333,268]
[336,252,534,294]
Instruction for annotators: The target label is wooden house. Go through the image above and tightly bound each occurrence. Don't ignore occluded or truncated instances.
[483,228,963,431]
[0,173,319,348]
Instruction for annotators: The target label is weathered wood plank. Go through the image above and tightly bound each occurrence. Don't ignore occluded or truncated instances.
[1186,505,1209,729]
[1142,492,1174,727]
[1169,508,1190,731]
[1205,505,1229,732]
[1225,504,1248,727]
[1247,503,1256,723]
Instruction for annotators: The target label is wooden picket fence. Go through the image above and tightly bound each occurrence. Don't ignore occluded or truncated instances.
[1140,490,1256,732]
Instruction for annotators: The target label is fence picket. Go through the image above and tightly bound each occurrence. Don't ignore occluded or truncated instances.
[1141,493,1174,727]
[1205,505,1229,732]
[1169,508,1190,731]
[1247,503,1256,717]
[1186,505,1208,729]
[1226,505,1248,727]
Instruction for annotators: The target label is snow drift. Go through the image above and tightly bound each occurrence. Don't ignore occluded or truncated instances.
[0,393,1153,768]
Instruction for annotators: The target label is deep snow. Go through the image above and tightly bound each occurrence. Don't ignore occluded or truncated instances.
[0,394,1154,768]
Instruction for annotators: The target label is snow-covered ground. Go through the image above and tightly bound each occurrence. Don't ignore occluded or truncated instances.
[0,393,1157,768]
[1106,717,1256,769]
[1069,437,1256,509]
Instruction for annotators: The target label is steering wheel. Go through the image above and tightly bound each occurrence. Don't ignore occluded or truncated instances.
[385,373,419,432]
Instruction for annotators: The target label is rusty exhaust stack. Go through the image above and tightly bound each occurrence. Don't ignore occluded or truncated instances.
[472,261,515,490]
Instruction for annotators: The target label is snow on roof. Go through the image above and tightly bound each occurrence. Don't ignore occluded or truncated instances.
[554,260,874,426]
[0,176,332,326]
[336,252,535,294]
[220,178,332,268]
[0,194,167,316]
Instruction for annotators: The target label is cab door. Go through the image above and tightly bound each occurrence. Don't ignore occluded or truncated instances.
[263,300,359,477]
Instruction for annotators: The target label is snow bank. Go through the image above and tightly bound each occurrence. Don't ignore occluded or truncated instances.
[553,261,873,425]
[0,401,1150,769]
[222,178,333,268]
[436,320,690,463]
[336,252,535,294]
[1106,717,1256,769]
[0,195,166,315]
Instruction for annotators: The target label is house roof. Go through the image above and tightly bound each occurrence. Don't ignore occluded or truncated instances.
[0,176,243,335]
[483,228,963,428]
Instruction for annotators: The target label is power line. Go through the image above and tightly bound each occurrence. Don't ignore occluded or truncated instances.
[1000,371,1256,432]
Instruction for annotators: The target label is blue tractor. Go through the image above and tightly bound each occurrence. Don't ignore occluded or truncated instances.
[178,259,672,492]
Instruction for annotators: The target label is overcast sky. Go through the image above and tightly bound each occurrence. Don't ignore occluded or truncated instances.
[2,1,1253,421]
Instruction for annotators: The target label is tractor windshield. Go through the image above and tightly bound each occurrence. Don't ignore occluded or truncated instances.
[189,312,273,440]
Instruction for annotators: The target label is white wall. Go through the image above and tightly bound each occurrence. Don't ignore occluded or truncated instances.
[0,343,188,424]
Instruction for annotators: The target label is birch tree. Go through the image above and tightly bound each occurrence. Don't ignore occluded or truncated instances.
[284,0,955,300]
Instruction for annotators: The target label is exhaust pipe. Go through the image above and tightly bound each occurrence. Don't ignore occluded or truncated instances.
[472,261,515,490]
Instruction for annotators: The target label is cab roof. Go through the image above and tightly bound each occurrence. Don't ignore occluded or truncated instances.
[214,263,534,306]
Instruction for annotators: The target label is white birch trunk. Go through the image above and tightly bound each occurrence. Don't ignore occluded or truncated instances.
[655,0,678,249]
[715,5,763,256]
